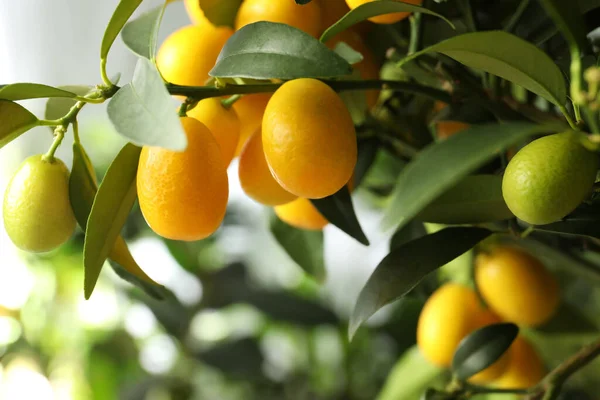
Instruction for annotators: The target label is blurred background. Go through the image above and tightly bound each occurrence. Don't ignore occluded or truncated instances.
[1,1,600,399]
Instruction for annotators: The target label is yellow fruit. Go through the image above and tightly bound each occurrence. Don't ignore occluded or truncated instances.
[3,155,76,252]
[187,98,241,166]
[233,93,272,156]
[436,121,470,140]
[475,246,560,327]
[275,198,328,230]
[156,24,233,87]
[239,130,297,206]
[345,0,422,24]
[235,0,322,38]
[502,132,599,225]
[493,336,545,389]
[183,0,209,25]
[262,78,357,199]
[137,117,229,241]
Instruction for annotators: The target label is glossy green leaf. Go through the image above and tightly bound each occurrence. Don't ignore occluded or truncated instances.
[333,42,364,65]
[349,227,492,338]
[200,0,243,27]
[83,143,141,299]
[452,323,519,381]
[270,213,326,282]
[107,58,187,150]
[121,5,166,60]
[45,86,93,130]
[383,122,564,232]
[390,220,427,250]
[311,186,369,245]
[416,175,514,224]
[101,0,144,60]
[354,138,379,188]
[0,83,79,101]
[399,31,567,106]
[320,0,454,43]
[0,100,38,149]
[210,22,352,79]
[539,0,590,53]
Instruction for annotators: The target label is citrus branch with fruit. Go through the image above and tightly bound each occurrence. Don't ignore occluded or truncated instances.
[3,0,600,398]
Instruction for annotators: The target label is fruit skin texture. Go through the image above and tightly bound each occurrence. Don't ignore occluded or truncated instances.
[262,78,357,199]
[345,0,422,24]
[235,0,322,38]
[417,283,508,382]
[475,246,560,327]
[232,93,271,156]
[492,336,545,389]
[187,98,241,166]
[137,117,229,241]
[275,198,328,230]
[156,24,233,87]
[502,132,599,225]
[3,155,76,252]
[239,130,297,206]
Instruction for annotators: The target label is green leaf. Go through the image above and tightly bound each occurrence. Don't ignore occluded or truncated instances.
[270,213,326,282]
[0,83,79,101]
[210,22,353,80]
[416,175,514,224]
[390,220,427,250]
[200,0,243,27]
[399,31,567,106]
[333,42,364,65]
[107,58,187,150]
[121,5,166,60]
[452,323,519,381]
[354,138,379,188]
[45,86,93,130]
[311,186,369,245]
[101,0,144,60]
[0,100,38,149]
[533,204,600,240]
[83,143,141,299]
[320,0,454,43]
[383,122,563,232]
[349,227,492,338]
[109,260,167,300]
[538,0,590,53]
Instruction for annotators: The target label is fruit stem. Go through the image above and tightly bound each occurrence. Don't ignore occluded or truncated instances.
[72,119,81,144]
[559,105,578,130]
[408,13,422,55]
[221,94,241,109]
[178,102,188,117]
[42,126,66,163]
[100,58,114,88]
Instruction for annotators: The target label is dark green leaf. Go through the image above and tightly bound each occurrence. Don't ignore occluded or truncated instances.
[121,5,166,60]
[0,83,79,101]
[311,186,370,245]
[45,86,93,125]
[333,41,364,65]
[210,22,352,79]
[383,122,563,232]
[0,100,38,149]
[107,58,187,150]
[83,143,141,299]
[320,0,454,43]
[416,175,514,224]
[200,0,243,27]
[390,220,427,250]
[354,138,379,188]
[349,227,492,338]
[538,0,590,53]
[534,204,600,239]
[101,0,144,60]
[399,31,567,106]
[578,0,600,12]
[270,213,326,282]
[452,323,519,381]
[538,302,598,334]
[295,0,313,4]
[109,260,167,300]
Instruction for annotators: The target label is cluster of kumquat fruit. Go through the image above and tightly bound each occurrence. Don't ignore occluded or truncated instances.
[417,245,560,390]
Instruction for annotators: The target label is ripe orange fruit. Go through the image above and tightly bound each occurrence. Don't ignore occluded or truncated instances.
[318,0,371,34]
[275,198,328,230]
[233,93,272,156]
[235,0,322,38]
[436,121,470,140]
[156,24,233,87]
[262,78,357,199]
[137,117,229,241]
[183,0,209,25]
[417,283,508,383]
[3,155,76,252]
[492,336,545,389]
[238,129,297,206]
[475,247,560,327]
[187,98,241,166]
[345,0,422,24]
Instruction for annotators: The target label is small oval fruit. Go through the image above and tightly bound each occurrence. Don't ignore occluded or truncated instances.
[345,0,422,24]
[263,78,357,199]
[274,198,329,230]
[187,98,241,166]
[475,246,560,327]
[156,24,233,87]
[239,130,297,206]
[235,0,323,38]
[233,93,272,156]
[137,117,229,241]
[492,335,545,389]
[502,132,599,225]
[3,155,76,252]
